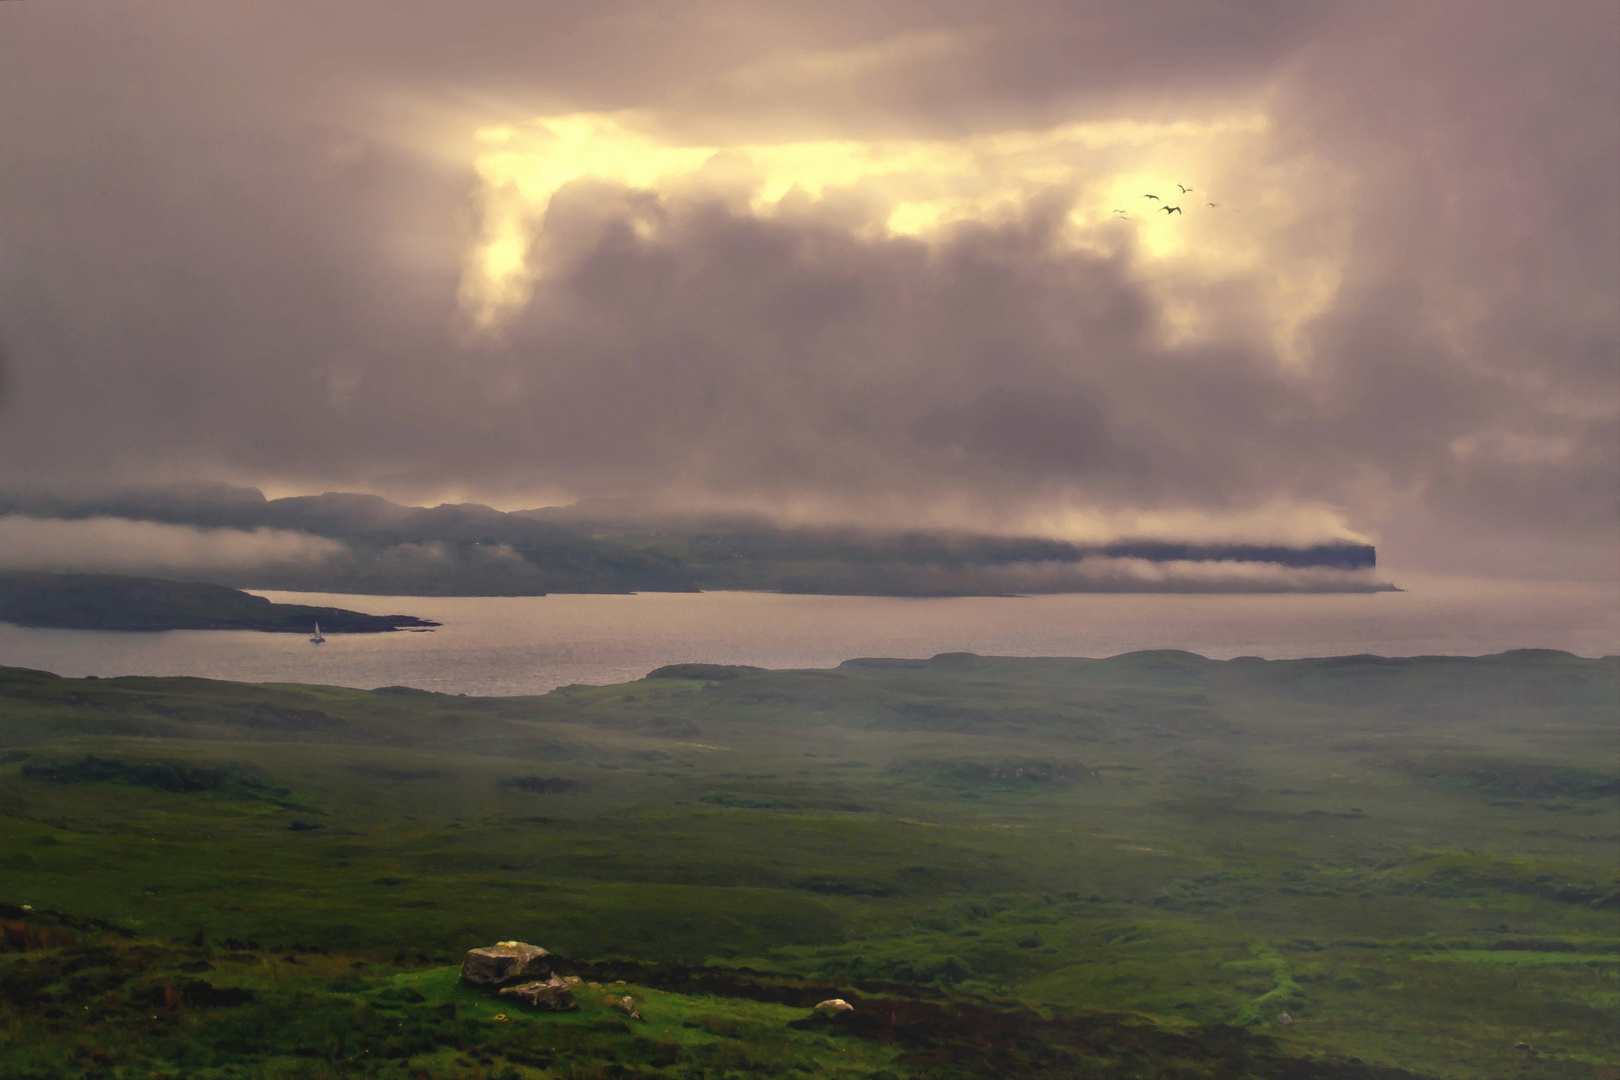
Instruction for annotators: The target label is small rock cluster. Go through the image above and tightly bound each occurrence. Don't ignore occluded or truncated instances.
[501,976,580,1011]
[606,994,643,1021]
[461,941,577,1012]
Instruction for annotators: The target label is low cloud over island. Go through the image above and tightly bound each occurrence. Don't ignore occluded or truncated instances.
[0,515,346,580]
[0,486,1391,595]
[0,2,1612,581]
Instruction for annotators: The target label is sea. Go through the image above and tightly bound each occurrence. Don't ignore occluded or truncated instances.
[0,574,1614,697]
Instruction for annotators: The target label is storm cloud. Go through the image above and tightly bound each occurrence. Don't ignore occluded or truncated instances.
[0,1,1613,577]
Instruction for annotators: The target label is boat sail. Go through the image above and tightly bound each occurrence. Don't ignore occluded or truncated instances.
[309,621,326,644]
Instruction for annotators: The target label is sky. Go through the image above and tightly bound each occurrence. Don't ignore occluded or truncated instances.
[0,0,1615,579]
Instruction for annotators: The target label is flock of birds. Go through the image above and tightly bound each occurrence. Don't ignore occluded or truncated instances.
[1111,183,1232,220]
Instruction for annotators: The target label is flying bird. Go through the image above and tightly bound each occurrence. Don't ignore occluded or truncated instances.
[1177,184,1193,193]
[1143,193,1159,200]
[1161,205,1182,215]
[1113,209,1128,215]
[1207,202,1218,208]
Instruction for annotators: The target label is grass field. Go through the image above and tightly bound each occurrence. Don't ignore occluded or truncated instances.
[2,649,1616,1078]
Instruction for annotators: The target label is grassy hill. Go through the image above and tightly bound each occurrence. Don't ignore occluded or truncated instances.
[1,650,1615,1077]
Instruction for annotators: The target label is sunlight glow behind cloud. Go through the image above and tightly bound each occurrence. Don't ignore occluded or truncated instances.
[460,108,1352,365]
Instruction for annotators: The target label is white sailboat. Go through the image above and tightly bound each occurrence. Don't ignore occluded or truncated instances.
[309,621,326,644]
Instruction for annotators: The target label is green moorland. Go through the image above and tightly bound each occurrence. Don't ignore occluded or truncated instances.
[1,649,1616,1079]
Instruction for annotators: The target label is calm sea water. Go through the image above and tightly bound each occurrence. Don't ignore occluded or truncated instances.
[0,575,1614,696]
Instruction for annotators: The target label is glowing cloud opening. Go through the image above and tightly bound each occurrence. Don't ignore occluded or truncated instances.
[458,109,1355,364]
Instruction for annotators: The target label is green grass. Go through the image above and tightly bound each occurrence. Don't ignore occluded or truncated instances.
[1,650,1616,1077]
[0,939,926,1079]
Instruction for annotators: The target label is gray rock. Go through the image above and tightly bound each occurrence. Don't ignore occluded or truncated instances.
[498,977,577,1011]
[611,994,644,1021]
[461,941,552,988]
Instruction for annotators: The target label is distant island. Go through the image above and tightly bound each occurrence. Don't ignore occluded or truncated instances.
[0,485,1394,597]
[0,572,440,633]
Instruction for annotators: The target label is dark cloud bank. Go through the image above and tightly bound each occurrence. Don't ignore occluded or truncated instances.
[0,1,1614,582]
[0,487,1385,596]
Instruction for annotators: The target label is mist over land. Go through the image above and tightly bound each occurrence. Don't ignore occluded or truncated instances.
[0,486,1387,596]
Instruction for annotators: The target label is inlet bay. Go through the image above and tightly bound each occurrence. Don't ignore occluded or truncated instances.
[0,577,1615,696]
